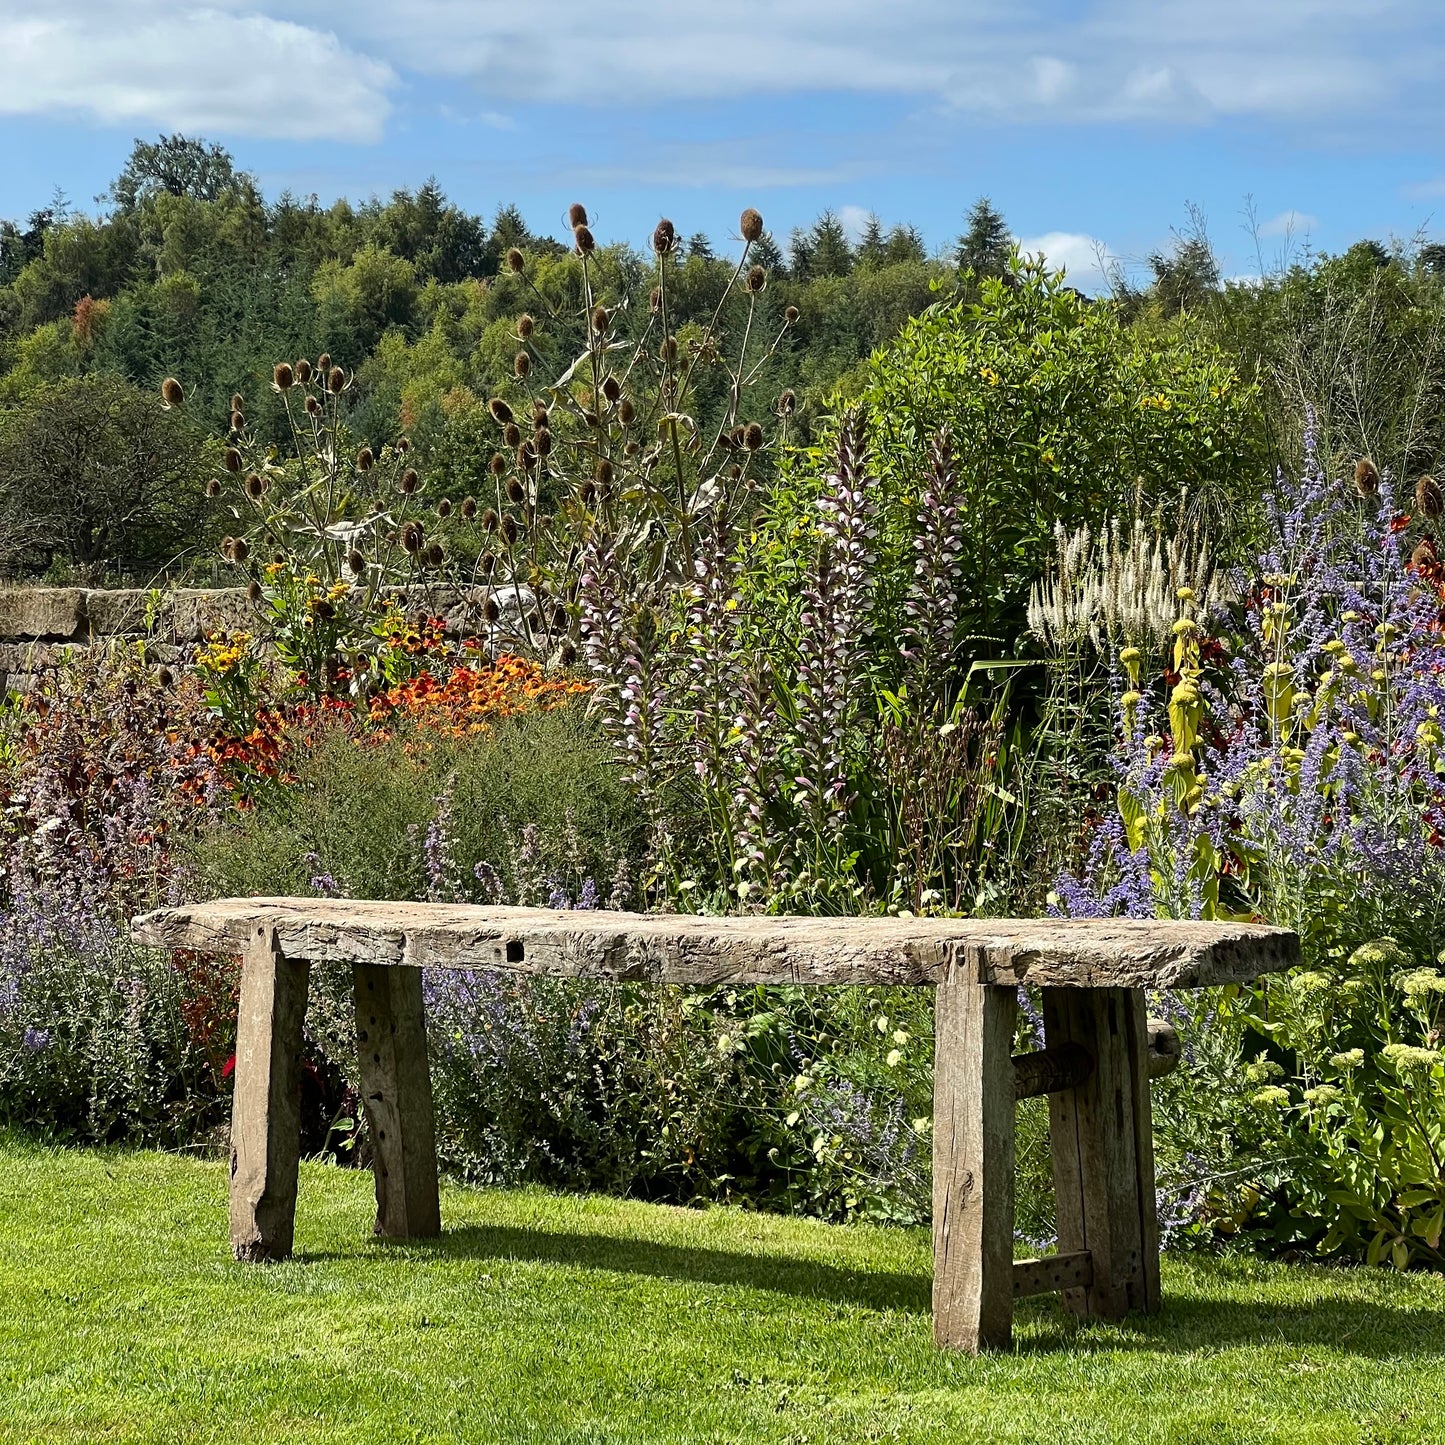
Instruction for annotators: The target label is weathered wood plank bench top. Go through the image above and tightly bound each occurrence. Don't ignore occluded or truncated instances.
[131,898,1298,1354]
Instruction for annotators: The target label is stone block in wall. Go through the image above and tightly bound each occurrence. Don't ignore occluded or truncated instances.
[0,588,86,640]
[169,589,254,643]
[84,588,156,637]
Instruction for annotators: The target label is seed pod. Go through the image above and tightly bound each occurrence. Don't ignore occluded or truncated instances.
[535,427,553,458]
[580,478,597,505]
[1418,474,1443,519]
[507,477,526,504]
[502,514,520,544]
[488,452,506,477]
[426,542,445,567]
[506,247,525,273]
[740,207,764,243]
[230,410,245,432]
[517,441,536,470]
[624,439,640,457]
[481,508,500,532]
[778,388,796,415]
[294,360,312,385]
[514,350,531,378]
[652,218,676,255]
[729,425,745,448]
[649,285,662,313]
[532,401,549,425]
[1354,457,1381,497]
[305,395,321,415]
[568,202,589,228]
[517,313,534,339]
[461,496,477,520]
[245,473,265,499]
[618,397,635,425]
[437,497,452,519]
[221,536,235,561]
[489,397,515,425]
[245,581,262,603]
[584,410,600,429]
[573,224,596,255]
[596,458,614,488]
[785,305,799,323]
[232,537,249,563]
[397,436,411,453]
[503,422,521,448]
[727,462,742,480]
[314,599,336,621]
[161,377,184,407]
[1412,538,1438,569]
[744,422,763,451]
[601,375,621,403]
[357,446,374,471]
[480,552,497,577]
[483,594,501,623]
[318,352,332,373]
[347,548,365,575]
[328,365,345,394]
[401,521,423,554]
[663,334,678,364]
[401,467,420,495]
[206,478,222,498]
[591,304,609,333]
[230,392,245,412]
[745,264,766,293]
[222,446,242,473]
[273,362,294,390]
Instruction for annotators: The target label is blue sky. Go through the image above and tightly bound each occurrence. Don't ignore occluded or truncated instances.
[0,0,1441,288]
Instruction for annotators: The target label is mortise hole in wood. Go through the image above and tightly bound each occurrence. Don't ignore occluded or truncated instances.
[373,1053,381,1064]
[358,1030,368,1043]
[506,939,524,963]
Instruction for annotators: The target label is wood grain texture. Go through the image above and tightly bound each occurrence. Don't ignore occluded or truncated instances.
[228,924,310,1262]
[1012,1251,1094,1299]
[1043,986,1160,1321]
[354,965,441,1241]
[132,898,1299,990]
[933,970,1017,1352]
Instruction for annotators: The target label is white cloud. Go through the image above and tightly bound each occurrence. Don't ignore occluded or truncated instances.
[0,2,394,141]
[1017,230,1118,290]
[837,205,874,243]
[1259,208,1317,236]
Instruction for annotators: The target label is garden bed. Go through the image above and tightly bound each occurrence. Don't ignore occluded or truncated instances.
[2,1139,1442,1445]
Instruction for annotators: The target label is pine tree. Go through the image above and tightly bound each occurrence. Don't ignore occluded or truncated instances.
[955,197,1011,277]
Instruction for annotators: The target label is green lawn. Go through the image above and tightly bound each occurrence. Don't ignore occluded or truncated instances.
[1,1140,1443,1444]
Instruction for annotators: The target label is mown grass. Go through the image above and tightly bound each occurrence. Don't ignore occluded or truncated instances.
[1,1138,1442,1444]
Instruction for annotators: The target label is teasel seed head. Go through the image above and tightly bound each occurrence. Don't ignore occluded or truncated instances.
[489,397,514,425]
[206,478,222,499]
[426,542,445,567]
[357,446,374,471]
[1418,473,1443,519]
[778,388,796,415]
[318,352,332,373]
[401,521,423,554]
[507,247,525,273]
[744,422,764,451]
[273,361,294,390]
[483,594,501,623]
[531,400,549,425]
[490,451,507,476]
[595,458,614,488]
[649,285,662,313]
[514,350,531,378]
[347,548,365,575]
[517,313,534,339]
[231,537,249,563]
[618,397,635,425]
[517,441,536,470]
[305,394,321,415]
[568,202,589,228]
[161,377,184,407]
[662,334,678,364]
[401,467,420,495]
[726,462,742,480]
[601,374,621,404]
[397,436,411,453]
[327,365,345,393]
[230,392,245,412]
[573,224,596,255]
[507,477,526,504]
[1411,537,1438,569]
[480,552,497,577]
[580,478,597,505]
[502,513,520,543]
[294,360,312,385]
[230,410,244,432]
[533,428,551,459]
[785,304,799,323]
[745,264,766,293]
[591,304,610,333]
[624,439,640,457]
[503,421,522,448]
[652,218,676,255]
[462,496,477,520]
[437,497,452,519]
[1354,457,1381,497]
[245,472,265,500]
[245,581,262,603]
[481,507,500,532]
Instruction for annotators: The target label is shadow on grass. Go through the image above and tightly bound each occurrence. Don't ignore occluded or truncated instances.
[313,1225,1445,1356]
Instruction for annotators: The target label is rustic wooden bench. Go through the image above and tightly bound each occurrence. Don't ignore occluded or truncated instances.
[131,898,1298,1352]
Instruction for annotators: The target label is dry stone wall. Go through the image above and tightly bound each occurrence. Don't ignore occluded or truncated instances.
[0,585,510,693]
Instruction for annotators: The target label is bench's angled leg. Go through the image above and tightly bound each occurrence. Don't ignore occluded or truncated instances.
[354,964,440,1240]
[933,972,1017,1352]
[230,923,310,1262]
[1043,986,1160,1320]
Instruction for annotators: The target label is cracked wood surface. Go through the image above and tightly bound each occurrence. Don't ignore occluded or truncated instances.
[131,897,1299,989]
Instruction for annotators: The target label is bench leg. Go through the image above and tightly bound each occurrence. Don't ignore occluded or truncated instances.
[933,974,1017,1352]
[354,964,441,1240]
[230,924,311,1262]
[1043,986,1160,1320]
